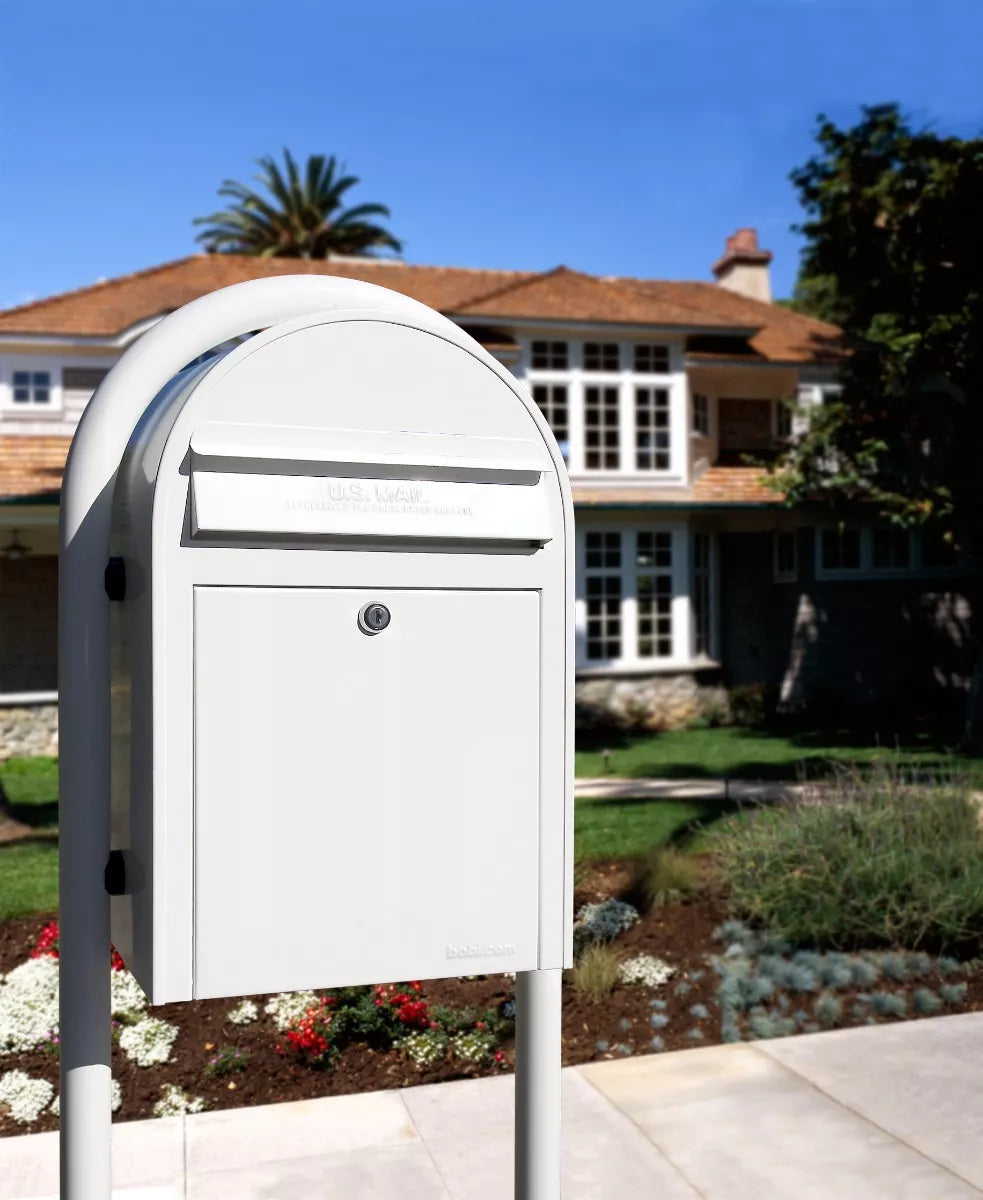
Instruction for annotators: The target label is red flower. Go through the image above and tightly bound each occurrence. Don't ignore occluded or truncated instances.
[31,920,127,970]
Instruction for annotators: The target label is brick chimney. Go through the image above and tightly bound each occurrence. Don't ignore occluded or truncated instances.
[712,228,773,303]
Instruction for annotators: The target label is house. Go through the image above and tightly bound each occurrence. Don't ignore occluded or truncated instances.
[0,230,973,751]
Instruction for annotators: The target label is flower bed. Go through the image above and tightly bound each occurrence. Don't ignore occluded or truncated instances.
[3,864,983,1136]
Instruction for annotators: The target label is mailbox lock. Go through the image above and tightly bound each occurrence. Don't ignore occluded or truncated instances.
[358,602,391,635]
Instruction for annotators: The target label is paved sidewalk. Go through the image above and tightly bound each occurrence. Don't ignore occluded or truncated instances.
[3,1012,982,1198]
[574,775,800,802]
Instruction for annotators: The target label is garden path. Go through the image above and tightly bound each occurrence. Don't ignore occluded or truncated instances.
[2,1011,981,1198]
[574,776,806,801]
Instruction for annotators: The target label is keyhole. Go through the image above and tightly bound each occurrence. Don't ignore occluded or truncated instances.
[358,602,391,635]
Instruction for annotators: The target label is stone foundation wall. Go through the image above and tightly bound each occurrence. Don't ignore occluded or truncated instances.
[0,704,58,761]
[576,672,729,731]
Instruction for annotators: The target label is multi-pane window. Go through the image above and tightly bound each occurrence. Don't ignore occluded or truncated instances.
[584,532,622,660]
[62,366,109,393]
[821,527,861,571]
[12,370,51,405]
[532,384,569,463]
[584,386,620,469]
[692,532,712,656]
[531,340,568,369]
[872,528,911,569]
[774,532,798,582]
[692,392,709,436]
[633,344,670,374]
[635,387,670,470]
[583,342,619,371]
[636,532,673,658]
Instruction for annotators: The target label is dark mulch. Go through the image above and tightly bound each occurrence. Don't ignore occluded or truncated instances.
[4,867,983,1137]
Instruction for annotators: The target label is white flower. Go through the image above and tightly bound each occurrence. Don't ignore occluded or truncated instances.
[618,954,675,988]
[449,1031,495,1064]
[0,1070,54,1124]
[0,956,60,1054]
[399,1030,447,1067]
[264,991,319,1031]
[119,1017,179,1067]
[227,999,258,1026]
[110,970,148,1021]
[51,1078,121,1117]
[573,899,639,948]
[152,1084,205,1118]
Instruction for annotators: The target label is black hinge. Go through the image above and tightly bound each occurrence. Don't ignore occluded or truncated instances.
[105,850,128,895]
[104,557,126,602]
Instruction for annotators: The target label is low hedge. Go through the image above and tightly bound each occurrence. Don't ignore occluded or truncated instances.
[711,767,983,953]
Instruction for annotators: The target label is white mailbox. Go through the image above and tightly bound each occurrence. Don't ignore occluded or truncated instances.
[107,297,573,1004]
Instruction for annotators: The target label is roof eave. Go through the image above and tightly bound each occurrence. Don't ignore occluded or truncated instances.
[449,313,762,337]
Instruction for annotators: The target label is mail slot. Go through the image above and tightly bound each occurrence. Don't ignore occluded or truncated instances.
[108,305,572,1003]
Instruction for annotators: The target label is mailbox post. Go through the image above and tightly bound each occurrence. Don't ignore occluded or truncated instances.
[60,277,573,1199]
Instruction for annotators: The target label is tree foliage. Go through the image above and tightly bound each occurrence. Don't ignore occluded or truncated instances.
[194,150,402,258]
[778,104,983,541]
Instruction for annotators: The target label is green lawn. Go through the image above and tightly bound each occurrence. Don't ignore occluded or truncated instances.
[0,840,58,922]
[573,796,730,861]
[0,755,59,829]
[575,726,981,782]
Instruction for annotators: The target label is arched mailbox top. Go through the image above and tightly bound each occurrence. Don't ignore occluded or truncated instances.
[117,310,570,552]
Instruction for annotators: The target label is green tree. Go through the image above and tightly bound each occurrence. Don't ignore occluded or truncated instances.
[194,150,402,258]
[779,104,983,743]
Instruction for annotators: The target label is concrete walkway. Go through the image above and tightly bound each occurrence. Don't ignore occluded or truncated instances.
[574,775,802,802]
[4,1012,982,1198]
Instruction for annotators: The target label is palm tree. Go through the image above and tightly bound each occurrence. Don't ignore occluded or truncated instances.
[194,150,403,258]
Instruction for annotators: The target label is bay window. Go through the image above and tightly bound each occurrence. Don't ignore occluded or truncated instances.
[636,532,673,658]
[634,387,670,470]
[633,344,670,374]
[531,340,568,369]
[579,527,711,668]
[532,384,570,463]
[583,342,619,371]
[524,337,682,475]
[584,532,623,660]
[584,386,620,469]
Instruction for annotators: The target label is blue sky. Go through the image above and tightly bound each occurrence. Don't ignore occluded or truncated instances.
[1,0,981,310]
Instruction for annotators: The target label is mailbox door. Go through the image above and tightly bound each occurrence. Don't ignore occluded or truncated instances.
[192,585,541,998]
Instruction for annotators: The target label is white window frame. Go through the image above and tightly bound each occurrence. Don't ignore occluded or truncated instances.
[773,531,798,583]
[522,336,686,481]
[1,357,64,414]
[575,523,701,672]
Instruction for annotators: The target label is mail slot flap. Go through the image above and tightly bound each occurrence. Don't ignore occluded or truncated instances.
[190,469,553,543]
[189,421,551,482]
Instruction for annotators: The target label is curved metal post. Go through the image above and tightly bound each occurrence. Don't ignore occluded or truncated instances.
[58,275,453,1199]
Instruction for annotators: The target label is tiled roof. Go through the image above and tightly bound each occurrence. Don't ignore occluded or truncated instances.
[692,466,782,503]
[0,255,840,364]
[574,467,782,508]
[0,435,781,508]
[623,280,842,364]
[0,437,72,501]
